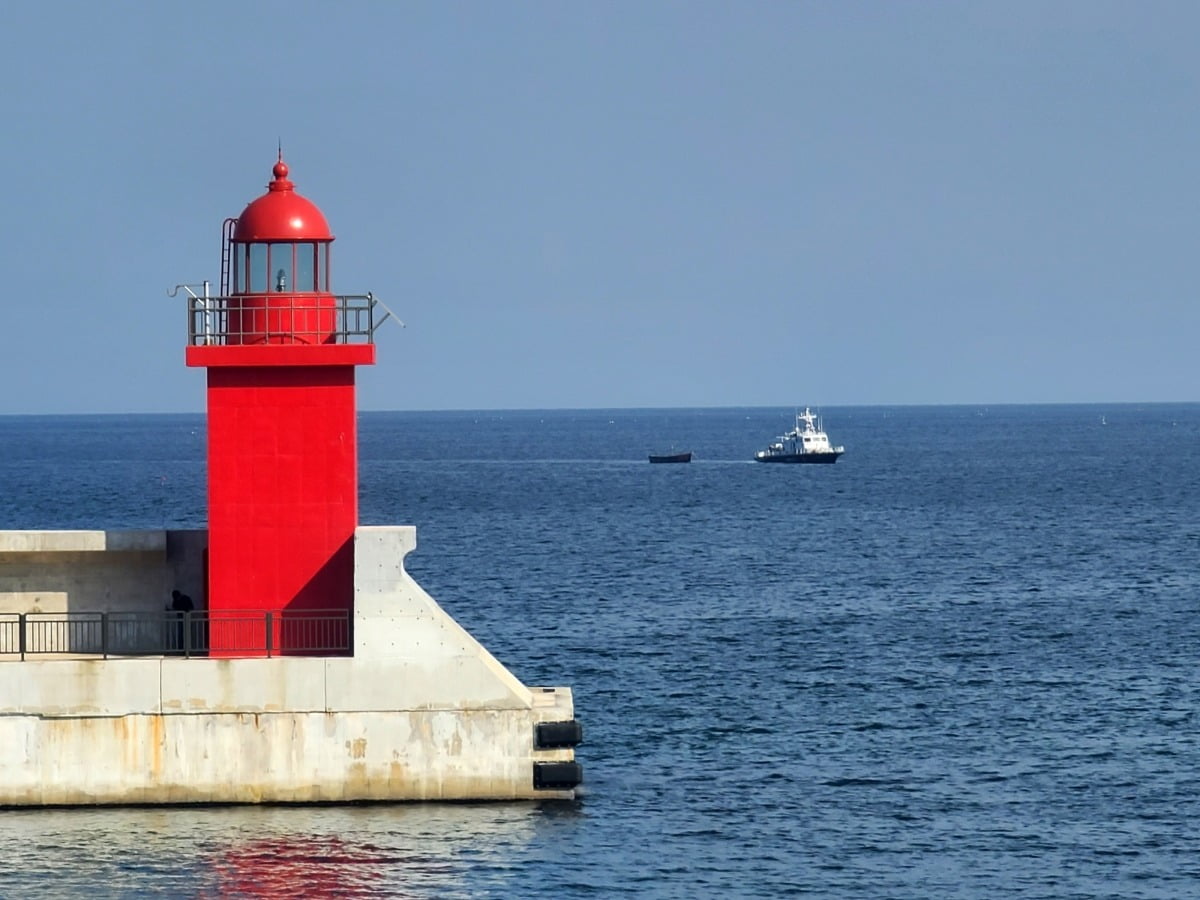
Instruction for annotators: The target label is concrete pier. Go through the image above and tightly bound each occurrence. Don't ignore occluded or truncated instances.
[0,526,581,805]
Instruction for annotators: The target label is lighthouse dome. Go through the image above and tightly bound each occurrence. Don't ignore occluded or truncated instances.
[232,159,333,242]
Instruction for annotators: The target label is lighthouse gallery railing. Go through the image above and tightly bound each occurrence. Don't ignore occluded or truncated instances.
[186,293,379,346]
[0,609,351,660]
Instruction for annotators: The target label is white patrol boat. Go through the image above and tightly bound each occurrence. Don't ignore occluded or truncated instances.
[755,408,844,464]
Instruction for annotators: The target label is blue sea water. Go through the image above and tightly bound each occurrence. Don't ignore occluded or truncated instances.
[1,404,1198,898]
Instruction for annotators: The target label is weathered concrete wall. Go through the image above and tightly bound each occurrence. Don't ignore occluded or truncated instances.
[0,526,580,805]
[2,709,573,804]
[353,526,533,707]
[0,657,576,803]
[0,530,207,614]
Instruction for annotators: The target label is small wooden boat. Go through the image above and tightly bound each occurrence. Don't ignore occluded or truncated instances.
[648,451,692,464]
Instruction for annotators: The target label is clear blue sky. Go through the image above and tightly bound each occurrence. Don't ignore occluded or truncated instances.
[1,1,1196,413]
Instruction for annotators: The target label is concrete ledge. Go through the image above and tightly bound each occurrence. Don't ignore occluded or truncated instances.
[0,659,163,716]
[325,657,531,711]
[0,657,565,718]
[0,531,166,555]
[161,658,328,714]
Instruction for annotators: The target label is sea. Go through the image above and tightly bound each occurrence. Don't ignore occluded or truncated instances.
[0,403,1197,899]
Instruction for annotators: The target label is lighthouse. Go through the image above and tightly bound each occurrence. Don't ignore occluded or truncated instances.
[0,155,581,804]
[186,156,376,654]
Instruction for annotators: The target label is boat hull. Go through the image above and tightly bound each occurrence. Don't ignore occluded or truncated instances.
[755,452,841,464]
[649,452,692,463]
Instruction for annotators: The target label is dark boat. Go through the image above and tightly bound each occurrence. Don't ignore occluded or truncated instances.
[648,451,692,464]
[754,408,844,464]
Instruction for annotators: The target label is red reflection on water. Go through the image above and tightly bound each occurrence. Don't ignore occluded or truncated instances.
[209,835,449,898]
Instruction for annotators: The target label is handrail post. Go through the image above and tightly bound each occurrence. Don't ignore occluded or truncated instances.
[18,613,26,661]
[266,611,274,658]
[183,611,192,659]
[101,612,109,659]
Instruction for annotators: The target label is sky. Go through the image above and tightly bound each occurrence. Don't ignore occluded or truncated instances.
[0,1,1197,414]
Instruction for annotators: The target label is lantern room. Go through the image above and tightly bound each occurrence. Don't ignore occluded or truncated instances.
[226,158,333,296]
[219,157,336,346]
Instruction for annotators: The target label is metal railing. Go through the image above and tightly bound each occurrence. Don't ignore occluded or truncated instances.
[186,293,380,346]
[0,610,352,660]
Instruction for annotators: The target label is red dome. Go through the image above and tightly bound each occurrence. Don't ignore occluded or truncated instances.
[232,158,333,242]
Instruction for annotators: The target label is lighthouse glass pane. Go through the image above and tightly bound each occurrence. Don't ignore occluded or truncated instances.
[229,245,244,293]
[269,243,293,293]
[249,243,268,293]
[295,243,316,291]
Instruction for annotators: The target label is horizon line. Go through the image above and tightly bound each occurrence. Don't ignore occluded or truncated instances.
[0,399,1196,418]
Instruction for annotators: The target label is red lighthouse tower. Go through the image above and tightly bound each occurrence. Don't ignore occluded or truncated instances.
[186,156,378,656]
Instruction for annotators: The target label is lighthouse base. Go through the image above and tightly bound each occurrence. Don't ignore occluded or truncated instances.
[0,526,581,805]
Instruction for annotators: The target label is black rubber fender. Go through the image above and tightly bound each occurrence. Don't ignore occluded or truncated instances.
[533,761,583,790]
[535,719,584,750]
